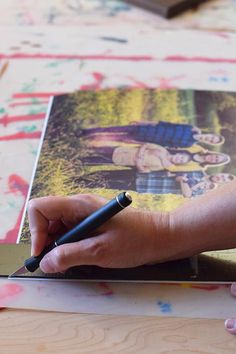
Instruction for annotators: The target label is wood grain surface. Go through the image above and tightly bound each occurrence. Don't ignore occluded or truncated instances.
[0,309,236,353]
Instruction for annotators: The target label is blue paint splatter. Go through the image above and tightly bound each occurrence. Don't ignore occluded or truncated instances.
[47,7,58,24]
[157,301,172,313]
[208,76,229,83]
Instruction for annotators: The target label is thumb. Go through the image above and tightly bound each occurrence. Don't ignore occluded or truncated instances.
[225,284,236,334]
[225,319,236,334]
[39,235,109,273]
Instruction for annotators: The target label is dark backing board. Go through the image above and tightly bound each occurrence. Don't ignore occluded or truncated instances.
[123,0,207,18]
[1,245,236,283]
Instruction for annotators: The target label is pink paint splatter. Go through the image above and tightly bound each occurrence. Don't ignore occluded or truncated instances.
[155,75,185,89]
[7,174,29,196]
[190,284,229,291]
[127,77,148,88]
[9,100,49,108]
[0,113,45,126]
[0,175,29,243]
[0,53,153,61]
[213,32,230,39]
[0,131,41,141]
[13,92,63,99]
[0,283,23,306]
[69,282,114,299]
[165,55,236,64]
[81,72,105,90]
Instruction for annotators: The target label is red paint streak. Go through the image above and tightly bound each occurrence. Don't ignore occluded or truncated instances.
[81,72,105,90]
[156,75,185,89]
[128,75,185,89]
[214,32,230,39]
[9,100,49,108]
[98,282,113,296]
[0,283,24,301]
[190,284,226,291]
[127,77,149,88]
[0,53,153,61]
[0,113,45,126]
[13,92,63,99]
[2,207,25,243]
[0,131,41,141]
[0,175,29,244]
[210,69,228,75]
[165,55,236,64]
[7,174,29,196]
[1,52,236,64]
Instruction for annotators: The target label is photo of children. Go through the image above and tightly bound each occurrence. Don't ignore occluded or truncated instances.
[20,88,236,244]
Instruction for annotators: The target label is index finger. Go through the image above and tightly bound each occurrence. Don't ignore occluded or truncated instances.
[27,194,104,256]
[28,196,72,256]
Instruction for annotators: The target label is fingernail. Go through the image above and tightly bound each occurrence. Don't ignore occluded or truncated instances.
[225,319,236,330]
[40,255,55,273]
[231,283,236,296]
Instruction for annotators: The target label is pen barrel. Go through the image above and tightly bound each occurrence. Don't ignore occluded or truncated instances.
[56,191,131,245]
[24,192,132,272]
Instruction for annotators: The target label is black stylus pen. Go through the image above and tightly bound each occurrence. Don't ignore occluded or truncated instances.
[11,192,132,276]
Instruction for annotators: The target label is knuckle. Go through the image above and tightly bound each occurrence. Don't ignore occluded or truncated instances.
[28,196,51,212]
[87,239,110,267]
[27,198,38,212]
[71,193,105,209]
[53,247,68,270]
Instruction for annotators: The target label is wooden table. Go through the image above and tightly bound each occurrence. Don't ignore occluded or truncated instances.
[1,309,235,353]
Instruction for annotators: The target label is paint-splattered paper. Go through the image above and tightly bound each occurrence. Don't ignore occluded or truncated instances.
[0,279,233,319]
[1,0,236,318]
[2,26,236,242]
[0,0,236,31]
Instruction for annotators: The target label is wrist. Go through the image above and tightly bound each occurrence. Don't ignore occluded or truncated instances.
[151,210,205,262]
[168,207,212,259]
[149,211,179,263]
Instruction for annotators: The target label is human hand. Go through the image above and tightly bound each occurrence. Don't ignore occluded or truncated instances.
[225,284,236,334]
[28,194,171,273]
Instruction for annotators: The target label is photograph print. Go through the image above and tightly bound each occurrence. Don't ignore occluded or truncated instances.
[20,88,236,242]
